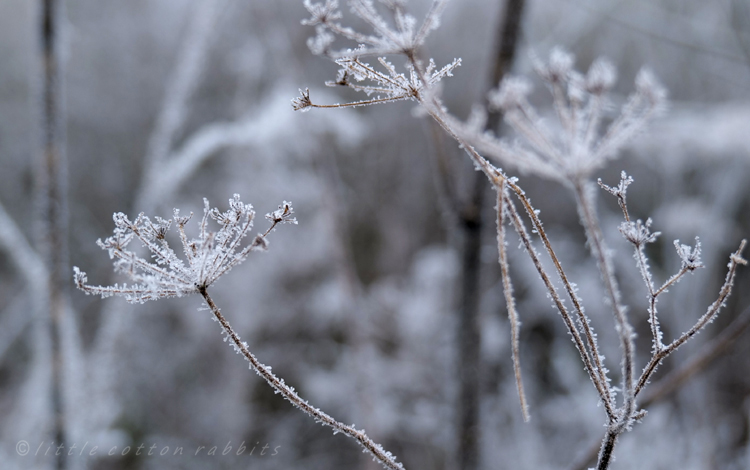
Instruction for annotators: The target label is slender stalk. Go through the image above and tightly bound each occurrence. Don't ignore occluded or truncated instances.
[198,287,404,470]
[496,184,529,421]
[502,190,612,418]
[632,241,662,350]
[574,179,636,468]
[596,430,618,470]
[419,2,530,467]
[639,299,750,406]
[570,301,750,470]
[309,96,412,108]
[573,180,634,425]
[635,240,747,397]
[424,103,617,421]
[486,0,528,425]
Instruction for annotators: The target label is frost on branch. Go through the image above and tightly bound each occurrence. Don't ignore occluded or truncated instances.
[73,195,295,303]
[293,55,461,110]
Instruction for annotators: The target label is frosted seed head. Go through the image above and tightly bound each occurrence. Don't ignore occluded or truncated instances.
[567,71,586,103]
[619,219,659,245]
[585,58,616,95]
[72,267,87,289]
[74,195,294,303]
[635,68,666,105]
[302,0,341,26]
[307,25,335,55]
[266,201,298,226]
[536,47,574,83]
[251,235,269,251]
[488,77,532,111]
[173,209,193,226]
[292,88,313,111]
[674,237,704,271]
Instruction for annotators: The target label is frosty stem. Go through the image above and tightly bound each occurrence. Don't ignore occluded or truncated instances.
[635,240,747,397]
[574,181,635,424]
[296,4,747,469]
[496,183,529,422]
[197,286,405,470]
[427,104,616,422]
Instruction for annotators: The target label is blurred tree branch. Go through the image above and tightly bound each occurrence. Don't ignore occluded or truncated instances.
[39,0,70,468]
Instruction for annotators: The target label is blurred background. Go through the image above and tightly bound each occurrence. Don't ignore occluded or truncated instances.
[1,0,750,469]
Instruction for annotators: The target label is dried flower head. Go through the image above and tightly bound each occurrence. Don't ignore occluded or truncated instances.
[73,194,294,303]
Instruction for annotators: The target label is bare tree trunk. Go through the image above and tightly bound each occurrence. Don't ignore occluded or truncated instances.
[39,1,68,468]
[457,1,526,469]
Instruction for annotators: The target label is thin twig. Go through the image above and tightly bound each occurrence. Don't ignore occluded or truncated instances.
[502,188,613,420]
[198,287,404,470]
[496,182,529,421]
[574,180,633,427]
[636,240,747,396]
[569,302,750,470]
[426,104,616,420]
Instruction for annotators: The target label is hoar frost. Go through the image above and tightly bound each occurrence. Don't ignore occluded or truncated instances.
[73,194,296,303]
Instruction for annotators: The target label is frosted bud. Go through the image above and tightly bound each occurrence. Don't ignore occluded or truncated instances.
[301,0,342,26]
[674,237,703,271]
[635,68,666,105]
[292,88,313,111]
[586,58,616,95]
[619,218,659,245]
[266,201,298,225]
[547,47,574,82]
[307,25,335,55]
[466,104,487,133]
[489,77,532,110]
[567,71,585,104]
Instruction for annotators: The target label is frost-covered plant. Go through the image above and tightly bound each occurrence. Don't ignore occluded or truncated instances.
[73,195,294,302]
[294,1,748,468]
[293,0,458,111]
[464,46,666,183]
[73,195,405,470]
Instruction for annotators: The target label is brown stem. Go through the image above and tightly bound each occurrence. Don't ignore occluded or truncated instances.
[636,240,747,397]
[596,429,618,470]
[198,287,404,470]
[497,184,529,421]
[574,180,633,427]
[569,302,750,470]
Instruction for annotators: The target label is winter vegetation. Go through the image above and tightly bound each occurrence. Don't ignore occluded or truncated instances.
[1,0,750,469]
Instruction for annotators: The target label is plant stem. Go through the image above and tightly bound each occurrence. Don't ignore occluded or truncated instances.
[596,429,618,470]
[197,286,404,470]
[574,180,634,417]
